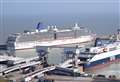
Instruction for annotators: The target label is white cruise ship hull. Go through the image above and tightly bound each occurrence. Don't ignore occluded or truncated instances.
[15,35,94,50]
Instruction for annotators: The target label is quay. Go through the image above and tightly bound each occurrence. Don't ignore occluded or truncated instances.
[0,61,41,75]
[24,66,56,82]
[0,55,23,62]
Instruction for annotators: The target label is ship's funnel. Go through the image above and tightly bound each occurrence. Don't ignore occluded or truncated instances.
[36,22,41,30]
[73,23,80,30]
[36,22,46,32]
[53,25,58,31]
[75,23,78,27]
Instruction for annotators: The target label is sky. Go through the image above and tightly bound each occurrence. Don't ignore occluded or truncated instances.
[2,0,119,15]
[0,0,119,43]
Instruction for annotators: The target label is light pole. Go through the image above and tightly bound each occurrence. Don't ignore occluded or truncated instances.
[73,45,80,78]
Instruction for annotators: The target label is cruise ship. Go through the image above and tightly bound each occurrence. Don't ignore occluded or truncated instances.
[6,23,95,50]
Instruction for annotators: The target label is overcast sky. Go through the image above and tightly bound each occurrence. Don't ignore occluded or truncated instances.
[1,0,119,15]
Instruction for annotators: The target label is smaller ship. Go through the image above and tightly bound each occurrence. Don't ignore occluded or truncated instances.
[81,29,120,70]
[61,29,120,71]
